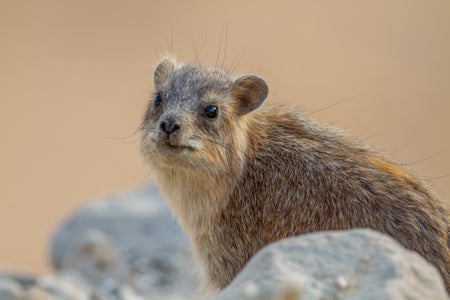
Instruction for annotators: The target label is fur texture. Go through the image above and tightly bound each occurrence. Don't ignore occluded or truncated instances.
[140,58,450,292]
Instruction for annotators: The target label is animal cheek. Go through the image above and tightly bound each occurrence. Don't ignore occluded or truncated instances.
[139,137,155,159]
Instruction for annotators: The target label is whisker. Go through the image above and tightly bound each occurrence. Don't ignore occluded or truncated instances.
[163,34,171,56]
[390,140,416,155]
[153,46,161,60]
[198,33,208,57]
[404,149,448,166]
[428,174,450,181]
[206,139,232,153]
[192,38,201,64]
[192,135,233,154]
[228,46,247,74]
[361,131,385,141]
[121,137,141,144]
[305,93,363,116]
[170,31,174,56]
[107,127,141,141]
[215,25,224,70]
[221,22,229,70]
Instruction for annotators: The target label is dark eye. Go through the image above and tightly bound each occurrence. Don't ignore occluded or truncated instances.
[204,105,218,118]
[154,94,162,107]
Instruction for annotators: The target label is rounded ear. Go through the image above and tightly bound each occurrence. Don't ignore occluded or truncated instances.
[154,58,175,90]
[232,75,269,115]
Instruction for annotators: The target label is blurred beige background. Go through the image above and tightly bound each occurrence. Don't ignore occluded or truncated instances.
[1,0,449,275]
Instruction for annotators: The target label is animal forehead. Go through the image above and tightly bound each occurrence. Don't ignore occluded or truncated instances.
[165,65,232,99]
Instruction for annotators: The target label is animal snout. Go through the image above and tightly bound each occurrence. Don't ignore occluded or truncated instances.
[160,117,180,135]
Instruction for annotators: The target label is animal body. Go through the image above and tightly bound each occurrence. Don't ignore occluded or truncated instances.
[140,58,450,292]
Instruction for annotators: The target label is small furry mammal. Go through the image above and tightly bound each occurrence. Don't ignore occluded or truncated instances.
[140,58,450,292]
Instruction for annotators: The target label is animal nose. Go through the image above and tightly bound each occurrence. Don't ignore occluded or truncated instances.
[160,117,180,135]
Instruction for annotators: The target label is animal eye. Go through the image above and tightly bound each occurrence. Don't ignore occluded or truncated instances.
[204,105,218,119]
[154,94,162,107]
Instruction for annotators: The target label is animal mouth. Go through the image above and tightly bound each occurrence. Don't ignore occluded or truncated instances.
[154,139,195,151]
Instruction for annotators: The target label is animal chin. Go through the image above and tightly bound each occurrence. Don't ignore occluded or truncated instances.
[150,139,200,170]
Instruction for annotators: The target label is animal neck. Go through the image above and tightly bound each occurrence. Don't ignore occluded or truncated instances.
[154,166,234,235]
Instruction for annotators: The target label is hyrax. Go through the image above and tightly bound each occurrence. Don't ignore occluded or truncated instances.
[140,58,450,292]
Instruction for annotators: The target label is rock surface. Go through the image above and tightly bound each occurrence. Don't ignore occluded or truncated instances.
[0,278,25,300]
[1,184,448,299]
[212,229,449,300]
[49,184,198,299]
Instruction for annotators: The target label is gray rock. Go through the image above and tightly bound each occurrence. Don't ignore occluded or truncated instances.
[0,278,25,300]
[25,286,53,300]
[50,184,198,299]
[65,230,129,286]
[212,229,448,300]
[35,274,89,300]
[0,273,36,290]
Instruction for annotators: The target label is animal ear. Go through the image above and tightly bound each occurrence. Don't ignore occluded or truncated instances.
[232,75,269,115]
[154,58,175,89]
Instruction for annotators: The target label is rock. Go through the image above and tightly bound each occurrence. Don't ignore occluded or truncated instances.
[65,230,129,286]
[31,273,146,300]
[212,229,449,300]
[91,283,146,300]
[25,286,53,300]
[50,184,198,299]
[0,270,36,289]
[0,278,25,300]
[0,272,36,290]
[35,274,89,300]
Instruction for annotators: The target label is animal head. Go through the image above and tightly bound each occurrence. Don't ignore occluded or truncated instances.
[140,58,268,176]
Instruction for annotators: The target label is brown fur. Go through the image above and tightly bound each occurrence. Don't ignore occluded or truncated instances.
[140,58,450,293]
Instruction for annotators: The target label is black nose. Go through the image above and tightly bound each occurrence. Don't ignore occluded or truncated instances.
[160,117,180,135]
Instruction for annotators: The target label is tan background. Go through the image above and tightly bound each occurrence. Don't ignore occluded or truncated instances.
[1,0,449,275]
